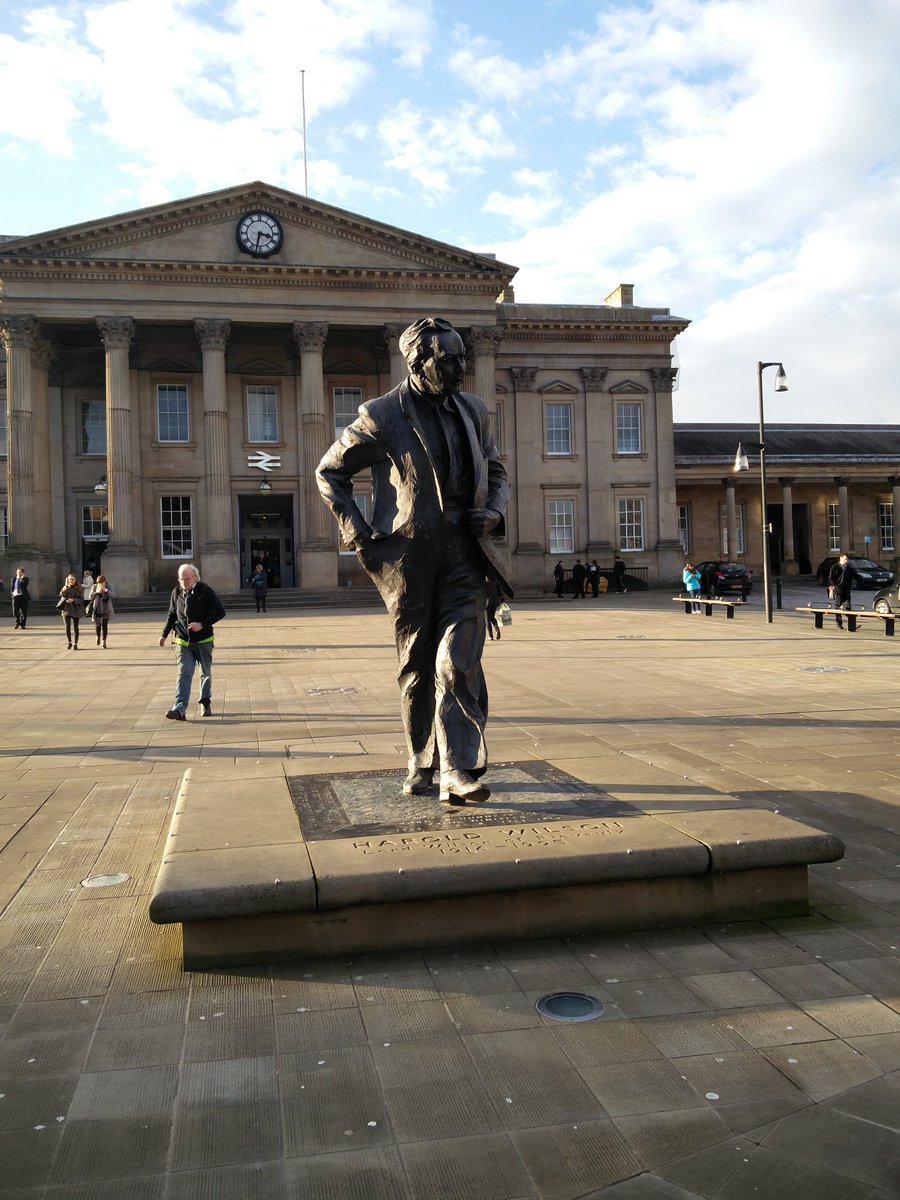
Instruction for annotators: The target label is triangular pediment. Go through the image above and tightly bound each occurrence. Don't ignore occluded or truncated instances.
[325,359,368,375]
[609,379,649,395]
[539,379,578,395]
[233,356,285,375]
[143,356,197,374]
[0,181,516,280]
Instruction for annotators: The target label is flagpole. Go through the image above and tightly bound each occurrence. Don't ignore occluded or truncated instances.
[301,69,308,195]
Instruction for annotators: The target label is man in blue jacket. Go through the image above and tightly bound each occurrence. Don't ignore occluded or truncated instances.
[158,563,226,720]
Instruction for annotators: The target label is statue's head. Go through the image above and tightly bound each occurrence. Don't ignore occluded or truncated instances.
[399,317,466,397]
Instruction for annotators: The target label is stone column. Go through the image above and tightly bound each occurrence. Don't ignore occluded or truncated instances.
[96,317,147,595]
[469,326,501,421]
[651,366,684,584]
[779,477,798,573]
[835,476,850,552]
[194,318,237,591]
[383,324,406,387]
[1,317,40,577]
[31,337,55,560]
[581,368,612,561]
[889,475,900,579]
[508,366,542,583]
[722,477,738,562]
[292,321,335,588]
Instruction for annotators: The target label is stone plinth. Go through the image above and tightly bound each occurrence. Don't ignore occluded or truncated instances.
[150,762,844,969]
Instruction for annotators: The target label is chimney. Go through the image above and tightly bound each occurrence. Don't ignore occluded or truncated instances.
[603,284,634,307]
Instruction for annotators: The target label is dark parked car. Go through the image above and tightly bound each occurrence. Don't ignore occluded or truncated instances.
[872,582,900,614]
[815,555,894,589]
[694,561,753,597]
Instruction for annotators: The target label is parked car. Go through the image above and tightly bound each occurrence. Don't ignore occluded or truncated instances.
[872,582,900,614]
[815,555,895,589]
[693,561,753,596]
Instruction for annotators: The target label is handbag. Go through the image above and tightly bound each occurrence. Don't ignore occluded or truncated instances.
[56,597,67,610]
[498,601,512,626]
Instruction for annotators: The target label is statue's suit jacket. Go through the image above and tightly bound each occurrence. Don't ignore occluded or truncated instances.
[317,380,513,599]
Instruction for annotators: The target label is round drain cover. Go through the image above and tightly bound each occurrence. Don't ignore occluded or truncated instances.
[535,992,605,1022]
[81,873,131,888]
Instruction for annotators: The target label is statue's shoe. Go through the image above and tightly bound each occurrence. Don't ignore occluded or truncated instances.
[439,770,490,806]
[402,768,435,796]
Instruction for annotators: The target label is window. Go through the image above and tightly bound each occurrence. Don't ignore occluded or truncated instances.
[247,385,279,443]
[157,384,189,442]
[677,505,690,556]
[160,496,193,558]
[617,497,644,551]
[80,399,106,455]
[545,403,572,455]
[879,501,894,552]
[827,503,840,552]
[0,506,6,551]
[548,499,575,553]
[720,504,745,557]
[81,505,109,540]
[615,402,642,454]
[333,387,362,441]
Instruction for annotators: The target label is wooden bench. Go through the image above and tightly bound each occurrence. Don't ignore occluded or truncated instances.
[673,596,740,618]
[794,607,896,636]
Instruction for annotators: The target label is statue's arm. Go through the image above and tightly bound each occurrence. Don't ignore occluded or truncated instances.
[316,419,385,548]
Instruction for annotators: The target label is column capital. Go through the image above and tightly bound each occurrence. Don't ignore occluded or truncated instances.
[1,315,40,352]
[292,321,328,354]
[194,318,231,351]
[509,366,537,392]
[383,323,404,354]
[778,476,795,486]
[720,476,737,489]
[468,325,502,356]
[96,317,135,350]
[834,476,851,487]
[31,337,57,373]
[580,367,608,391]
[888,476,900,487]
[650,366,678,391]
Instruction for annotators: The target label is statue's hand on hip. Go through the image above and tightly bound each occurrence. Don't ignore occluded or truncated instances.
[468,508,501,537]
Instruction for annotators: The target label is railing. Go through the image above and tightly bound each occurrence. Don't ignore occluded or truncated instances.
[555,565,649,594]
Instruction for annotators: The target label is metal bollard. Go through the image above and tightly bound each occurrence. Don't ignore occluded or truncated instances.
[775,578,782,609]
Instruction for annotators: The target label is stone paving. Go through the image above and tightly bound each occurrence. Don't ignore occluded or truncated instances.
[1,585,899,1198]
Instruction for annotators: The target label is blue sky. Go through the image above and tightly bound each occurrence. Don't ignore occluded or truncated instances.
[2,0,899,423]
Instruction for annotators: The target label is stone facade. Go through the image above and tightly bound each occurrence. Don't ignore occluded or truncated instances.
[0,182,688,596]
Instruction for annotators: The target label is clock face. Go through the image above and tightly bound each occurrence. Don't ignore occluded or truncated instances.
[236,211,283,258]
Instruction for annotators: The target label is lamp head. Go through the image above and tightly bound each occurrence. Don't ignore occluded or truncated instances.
[93,475,108,494]
[733,443,749,473]
[258,479,272,492]
[774,364,788,391]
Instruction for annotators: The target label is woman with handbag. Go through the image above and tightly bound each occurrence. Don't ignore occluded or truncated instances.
[88,575,115,647]
[58,573,86,649]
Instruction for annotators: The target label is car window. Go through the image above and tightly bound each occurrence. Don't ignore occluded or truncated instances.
[850,559,879,569]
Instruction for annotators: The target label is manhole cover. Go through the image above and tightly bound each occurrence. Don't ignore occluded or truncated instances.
[800,666,850,673]
[616,635,646,640]
[535,992,605,1022]
[81,873,131,888]
[307,686,358,696]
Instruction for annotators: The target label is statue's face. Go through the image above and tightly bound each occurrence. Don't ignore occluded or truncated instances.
[415,329,466,397]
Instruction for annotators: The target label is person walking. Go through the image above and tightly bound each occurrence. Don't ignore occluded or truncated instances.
[87,575,114,647]
[586,559,601,598]
[612,554,627,594]
[683,561,702,613]
[81,569,94,601]
[248,563,268,613]
[158,563,226,720]
[58,573,86,648]
[571,559,587,600]
[553,560,565,599]
[828,552,854,630]
[11,567,30,628]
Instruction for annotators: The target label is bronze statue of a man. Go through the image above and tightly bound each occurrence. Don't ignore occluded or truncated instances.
[316,316,511,807]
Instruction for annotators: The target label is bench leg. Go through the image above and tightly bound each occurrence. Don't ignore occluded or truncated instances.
[683,601,691,615]
[703,603,712,616]
[848,615,858,632]
[814,613,824,630]
[886,619,895,636]
[726,605,734,618]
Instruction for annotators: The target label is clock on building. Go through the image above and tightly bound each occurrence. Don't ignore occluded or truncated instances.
[235,211,284,258]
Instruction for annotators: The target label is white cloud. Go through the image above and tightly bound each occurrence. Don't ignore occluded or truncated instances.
[483,168,563,228]
[377,99,515,195]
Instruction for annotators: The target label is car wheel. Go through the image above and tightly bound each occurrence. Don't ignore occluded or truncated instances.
[874,599,893,615]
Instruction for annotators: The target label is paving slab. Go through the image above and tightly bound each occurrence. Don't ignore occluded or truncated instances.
[1,593,900,1195]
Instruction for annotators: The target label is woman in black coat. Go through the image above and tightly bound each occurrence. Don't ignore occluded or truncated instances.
[58,573,86,649]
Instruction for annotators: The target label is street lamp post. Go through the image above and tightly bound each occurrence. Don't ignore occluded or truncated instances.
[734,362,788,623]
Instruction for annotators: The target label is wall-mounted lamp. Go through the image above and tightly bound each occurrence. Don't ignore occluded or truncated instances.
[258,478,272,492]
[93,475,108,494]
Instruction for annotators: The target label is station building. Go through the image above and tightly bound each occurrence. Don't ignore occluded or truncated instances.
[0,181,690,597]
